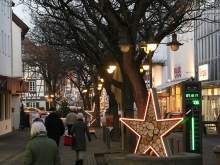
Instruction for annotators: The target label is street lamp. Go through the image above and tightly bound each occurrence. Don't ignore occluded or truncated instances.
[118,37,133,53]
[45,93,54,109]
[107,62,117,73]
[142,58,150,71]
[166,33,183,51]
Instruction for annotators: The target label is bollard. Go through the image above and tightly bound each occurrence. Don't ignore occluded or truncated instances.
[170,138,173,154]
[103,125,106,143]
[106,127,110,149]
[213,145,220,165]
[175,139,179,154]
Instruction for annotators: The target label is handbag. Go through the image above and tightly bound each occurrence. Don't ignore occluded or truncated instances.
[63,135,73,146]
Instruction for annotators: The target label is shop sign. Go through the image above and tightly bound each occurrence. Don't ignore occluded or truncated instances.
[0,76,7,90]
[174,64,181,78]
[182,81,202,154]
[198,64,209,81]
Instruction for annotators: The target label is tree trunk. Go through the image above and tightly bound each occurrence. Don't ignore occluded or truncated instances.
[122,50,148,119]
[121,74,136,153]
[94,89,101,128]
[109,91,120,141]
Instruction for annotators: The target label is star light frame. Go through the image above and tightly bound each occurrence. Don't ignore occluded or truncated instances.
[85,103,105,125]
[120,88,184,157]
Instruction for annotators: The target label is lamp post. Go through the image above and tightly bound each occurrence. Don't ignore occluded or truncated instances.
[118,32,183,89]
[45,94,54,109]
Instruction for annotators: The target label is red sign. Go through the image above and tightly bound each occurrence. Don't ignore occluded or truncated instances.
[0,76,7,90]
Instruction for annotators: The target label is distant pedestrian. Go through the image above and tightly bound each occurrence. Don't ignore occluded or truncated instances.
[217,115,220,138]
[64,107,77,135]
[45,107,65,146]
[71,113,91,165]
[23,121,60,165]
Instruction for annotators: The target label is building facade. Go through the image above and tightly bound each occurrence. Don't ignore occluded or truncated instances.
[0,1,29,135]
[195,9,220,121]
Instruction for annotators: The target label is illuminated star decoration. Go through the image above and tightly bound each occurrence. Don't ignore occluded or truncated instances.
[120,88,183,157]
[85,104,105,125]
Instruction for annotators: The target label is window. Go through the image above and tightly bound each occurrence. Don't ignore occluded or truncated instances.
[29,81,36,92]
[30,102,36,108]
[2,31,3,53]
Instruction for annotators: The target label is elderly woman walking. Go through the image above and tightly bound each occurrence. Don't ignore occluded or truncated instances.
[71,113,91,165]
[23,121,61,165]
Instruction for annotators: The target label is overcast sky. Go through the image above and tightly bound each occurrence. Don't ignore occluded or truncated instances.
[12,2,31,27]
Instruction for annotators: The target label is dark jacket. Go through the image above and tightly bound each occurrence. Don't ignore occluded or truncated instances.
[45,112,65,146]
[23,131,60,165]
[71,119,91,151]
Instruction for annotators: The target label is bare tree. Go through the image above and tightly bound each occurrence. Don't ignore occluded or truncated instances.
[19,0,220,152]
[22,37,63,108]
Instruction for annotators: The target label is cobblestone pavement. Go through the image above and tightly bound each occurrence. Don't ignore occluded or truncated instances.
[0,128,219,165]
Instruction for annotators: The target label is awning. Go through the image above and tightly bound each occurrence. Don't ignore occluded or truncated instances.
[154,79,188,91]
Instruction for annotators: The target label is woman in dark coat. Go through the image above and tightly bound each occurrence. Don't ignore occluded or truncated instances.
[71,113,91,165]
[45,107,65,146]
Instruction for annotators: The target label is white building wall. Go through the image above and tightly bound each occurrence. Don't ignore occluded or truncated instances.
[152,31,194,87]
[0,2,12,77]
[170,32,195,81]
[12,21,22,77]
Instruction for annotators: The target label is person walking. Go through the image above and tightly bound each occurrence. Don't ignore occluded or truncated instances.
[45,107,65,146]
[71,113,91,165]
[64,107,77,135]
[23,121,61,165]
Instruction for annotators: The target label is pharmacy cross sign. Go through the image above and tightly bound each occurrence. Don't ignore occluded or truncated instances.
[120,88,183,157]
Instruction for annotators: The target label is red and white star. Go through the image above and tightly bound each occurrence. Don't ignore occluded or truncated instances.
[120,88,183,157]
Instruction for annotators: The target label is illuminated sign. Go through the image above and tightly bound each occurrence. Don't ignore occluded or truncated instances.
[182,81,202,154]
[120,89,183,157]
[198,64,209,81]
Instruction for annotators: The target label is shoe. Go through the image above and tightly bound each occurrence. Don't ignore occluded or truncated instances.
[78,159,83,165]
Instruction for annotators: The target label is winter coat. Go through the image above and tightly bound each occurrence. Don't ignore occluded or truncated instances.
[71,119,91,151]
[23,131,60,165]
[64,112,77,126]
[45,112,65,146]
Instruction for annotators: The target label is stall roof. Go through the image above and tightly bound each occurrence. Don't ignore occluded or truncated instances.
[154,79,188,91]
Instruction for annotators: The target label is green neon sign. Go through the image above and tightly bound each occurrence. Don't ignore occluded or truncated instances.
[191,117,195,150]
[192,100,200,105]
[186,93,199,98]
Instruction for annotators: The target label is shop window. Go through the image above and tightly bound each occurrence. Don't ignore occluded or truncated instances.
[169,85,182,112]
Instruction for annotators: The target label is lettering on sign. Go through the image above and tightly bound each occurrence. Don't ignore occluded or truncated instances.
[174,63,181,78]
[198,64,209,81]
[0,77,7,90]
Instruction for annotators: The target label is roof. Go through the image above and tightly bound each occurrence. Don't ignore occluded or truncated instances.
[12,12,29,40]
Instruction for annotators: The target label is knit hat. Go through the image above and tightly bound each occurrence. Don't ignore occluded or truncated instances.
[77,113,83,119]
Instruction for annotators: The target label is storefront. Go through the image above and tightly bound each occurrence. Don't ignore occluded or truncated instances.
[0,76,28,135]
[156,79,188,118]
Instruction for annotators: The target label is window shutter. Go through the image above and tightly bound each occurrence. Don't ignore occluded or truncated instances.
[26,102,30,107]
[36,102,39,108]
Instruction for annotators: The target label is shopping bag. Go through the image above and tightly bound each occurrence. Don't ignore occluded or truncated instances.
[63,135,73,146]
